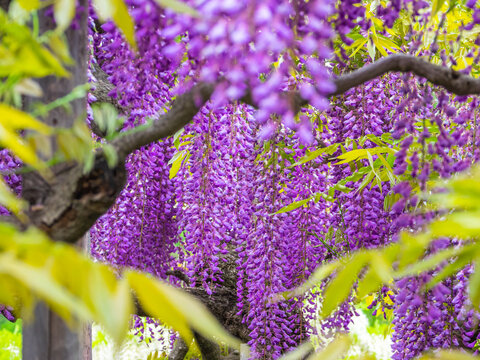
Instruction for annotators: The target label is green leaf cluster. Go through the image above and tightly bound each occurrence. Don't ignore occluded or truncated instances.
[0,223,240,349]
[284,165,480,325]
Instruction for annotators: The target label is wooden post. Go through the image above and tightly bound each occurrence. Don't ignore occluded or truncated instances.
[23,237,92,360]
[23,304,84,360]
[23,236,92,360]
[81,233,93,360]
[22,1,90,359]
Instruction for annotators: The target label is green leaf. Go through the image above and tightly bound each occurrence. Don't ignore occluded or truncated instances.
[349,38,368,58]
[0,104,51,134]
[169,150,187,179]
[91,103,124,138]
[127,271,240,349]
[370,252,394,284]
[282,261,340,299]
[173,128,184,149]
[356,266,382,300]
[31,84,90,118]
[46,33,74,65]
[383,192,400,211]
[397,232,431,271]
[0,16,68,77]
[0,178,26,215]
[153,0,198,17]
[469,259,480,309]
[0,252,93,324]
[54,0,76,31]
[321,252,369,317]
[14,78,43,97]
[0,123,41,167]
[0,226,240,348]
[430,214,480,239]
[366,150,381,182]
[290,144,339,167]
[431,0,446,18]
[307,335,351,360]
[356,171,375,193]
[102,144,118,169]
[16,0,40,10]
[278,341,314,360]
[308,231,340,258]
[334,147,394,165]
[273,198,311,214]
[418,350,479,360]
[88,267,132,344]
[394,245,471,279]
[93,0,137,50]
[372,33,388,57]
[426,252,475,290]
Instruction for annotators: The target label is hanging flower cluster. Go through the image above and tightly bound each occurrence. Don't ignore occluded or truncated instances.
[83,0,480,358]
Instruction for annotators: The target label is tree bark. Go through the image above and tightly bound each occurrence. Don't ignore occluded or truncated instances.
[0,0,9,11]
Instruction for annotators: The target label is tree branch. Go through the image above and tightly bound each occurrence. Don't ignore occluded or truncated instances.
[102,54,480,157]
[111,83,215,159]
[90,62,128,114]
[331,54,480,97]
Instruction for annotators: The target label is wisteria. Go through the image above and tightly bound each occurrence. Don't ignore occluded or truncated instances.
[84,0,480,358]
[5,0,480,359]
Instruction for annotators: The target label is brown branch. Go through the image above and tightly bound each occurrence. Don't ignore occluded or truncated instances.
[111,83,215,159]
[330,54,480,96]
[165,269,191,285]
[105,54,480,157]
[90,63,128,114]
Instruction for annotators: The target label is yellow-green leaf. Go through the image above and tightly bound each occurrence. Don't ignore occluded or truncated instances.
[0,123,41,167]
[321,252,369,317]
[14,78,43,97]
[169,150,187,179]
[0,178,26,215]
[93,0,137,50]
[153,0,198,17]
[283,261,340,300]
[279,342,314,360]
[356,266,382,300]
[0,104,51,134]
[431,0,446,18]
[0,253,93,324]
[469,259,480,310]
[127,272,195,344]
[307,335,351,360]
[418,350,479,360]
[89,266,132,344]
[127,271,240,349]
[54,0,76,31]
[426,252,475,290]
[334,147,395,165]
[47,33,74,65]
[290,144,339,167]
[273,198,311,214]
[17,0,40,10]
